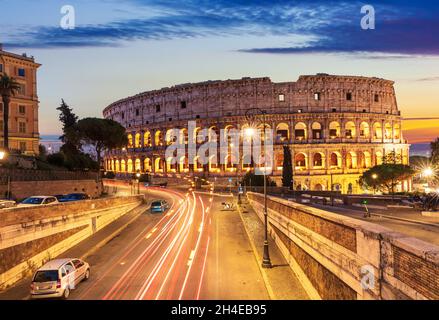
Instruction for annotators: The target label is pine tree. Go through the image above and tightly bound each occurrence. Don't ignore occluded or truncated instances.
[56,99,80,155]
[282,145,293,188]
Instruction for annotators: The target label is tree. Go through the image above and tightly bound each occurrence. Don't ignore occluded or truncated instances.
[0,74,20,150]
[56,99,80,155]
[359,164,415,195]
[241,171,276,187]
[281,145,293,188]
[76,118,128,179]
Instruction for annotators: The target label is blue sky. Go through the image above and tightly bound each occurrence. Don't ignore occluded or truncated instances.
[1,0,439,142]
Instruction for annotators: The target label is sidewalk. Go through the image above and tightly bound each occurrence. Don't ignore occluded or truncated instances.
[0,203,149,300]
[236,196,310,300]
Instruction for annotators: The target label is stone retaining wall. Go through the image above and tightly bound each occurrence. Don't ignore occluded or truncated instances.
[247,192,439,300]
[0,195,144,290]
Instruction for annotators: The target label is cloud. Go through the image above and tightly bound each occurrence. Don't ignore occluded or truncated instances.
[414,77,439,82]
[1,0,439,57]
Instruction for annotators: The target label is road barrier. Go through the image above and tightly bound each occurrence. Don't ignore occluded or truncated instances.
[247,192,439,300]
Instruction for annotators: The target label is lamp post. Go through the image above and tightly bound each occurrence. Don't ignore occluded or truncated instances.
[422,168,433,192]
[371,173,378,195]
[245,108,272,269]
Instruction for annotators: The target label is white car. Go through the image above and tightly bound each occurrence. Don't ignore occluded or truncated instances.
[17,196,59,208]
[30,258,90,299]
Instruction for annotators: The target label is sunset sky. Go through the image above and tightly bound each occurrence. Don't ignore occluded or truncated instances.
[0,0,438,144]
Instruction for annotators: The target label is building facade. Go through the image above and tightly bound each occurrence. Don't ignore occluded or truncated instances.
[103,74,410,193]
[0,46,41,155]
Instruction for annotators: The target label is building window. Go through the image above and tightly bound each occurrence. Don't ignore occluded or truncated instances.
[297,109,303,113]
[346,92,352,101]
[374,94,379,102]
[121,112,125,119]
[332,108,337,112]
[156,105,161,113]
[19,122,26,133]
[181,101,187,109]
[278,94,285,102]
[18,68,26,77]
[17,84,26,95]
[314,93,321,101]
[19,141,26,152]
[135,109,139,116]
[0,64,3,73]
[19,105,26,114]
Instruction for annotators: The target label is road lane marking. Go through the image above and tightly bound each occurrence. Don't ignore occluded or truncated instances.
[187,250,196,266]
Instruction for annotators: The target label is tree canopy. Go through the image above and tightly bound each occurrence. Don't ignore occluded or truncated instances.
[76,117,127,176]
[359,163,415,194]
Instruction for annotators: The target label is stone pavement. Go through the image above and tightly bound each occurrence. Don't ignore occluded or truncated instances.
[235,196,310,300]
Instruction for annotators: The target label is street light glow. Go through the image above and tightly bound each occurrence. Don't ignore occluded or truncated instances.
[245,127,255,137]
[372,173,378,180]
[423,167,433,177]
[0,150,6,160]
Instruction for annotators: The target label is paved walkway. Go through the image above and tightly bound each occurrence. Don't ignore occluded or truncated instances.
[236,196,310,300]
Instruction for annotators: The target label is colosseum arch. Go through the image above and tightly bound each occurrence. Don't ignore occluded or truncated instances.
[111,159,115,171]
[179,156,189,173]
[135,158,141,172]
[127,134,133,148]
[294,122,307,140]
[225,154,238,172]
[384,123,392,139]
[155,130,163,146]
[312,152,325,168]
[329,152,341,168]
[376,151,384,165]
[360,122,370,138]
[209,155,219,173]
[363,151,372,168]
[144,131,152,147]
[242,154,253,171]
[314,183,325,191]
[373,122,382,139]
[180,128,188,144]
[345,122,356,139]
[144,158,152,172]
[209,126,219,142]
[127,159,134,173]
[155,158,164,172]
[115,160,120,172]
[166,129,177,146]
[294,152,307,169]
[275,152,284,171]
[346,151,358,169]
[166,157,178,172]
[120,159,126,172]
[134,133,141,148]
[329,121,341,138]
[276,123,289,142]
[311,122,323,139]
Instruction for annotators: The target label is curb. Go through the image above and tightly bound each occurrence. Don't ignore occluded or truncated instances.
[235,199,276,300]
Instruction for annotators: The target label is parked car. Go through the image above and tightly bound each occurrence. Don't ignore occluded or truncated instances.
[150,200,170,213]
[53,195,65,201]
[0,199,16,209]
[30,258,90,299]
[59,193,90,203]
[17,196,59,208]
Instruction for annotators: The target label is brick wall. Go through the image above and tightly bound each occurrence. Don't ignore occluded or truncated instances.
[0,179,102,200]
[247,192,439,300]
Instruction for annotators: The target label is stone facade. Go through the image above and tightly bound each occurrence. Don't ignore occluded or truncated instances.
[103,74,410,193]
[0,47,41,155]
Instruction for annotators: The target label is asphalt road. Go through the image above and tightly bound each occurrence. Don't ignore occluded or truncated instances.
[0,184,270,300]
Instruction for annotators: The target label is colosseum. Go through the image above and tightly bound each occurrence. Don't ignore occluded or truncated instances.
[103,74,410,194]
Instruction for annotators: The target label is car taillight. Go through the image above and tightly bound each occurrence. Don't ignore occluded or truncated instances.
[56,280,61,288]
[30,283,34,290]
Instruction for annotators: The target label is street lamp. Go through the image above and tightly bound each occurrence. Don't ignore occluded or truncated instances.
[245,108,272,269]
[0,150,6,160]
[372,173,378,180]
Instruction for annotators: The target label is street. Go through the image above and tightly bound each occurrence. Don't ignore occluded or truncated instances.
[0,185,274,300]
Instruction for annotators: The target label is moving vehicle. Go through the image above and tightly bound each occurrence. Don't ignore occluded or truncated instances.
[30,258,90,299]
[59,193,90,202]
[17,196,59,208]
[150,200,169,213]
